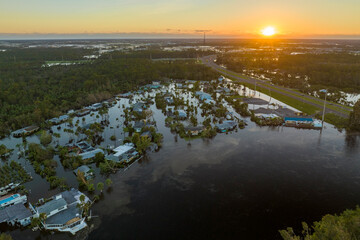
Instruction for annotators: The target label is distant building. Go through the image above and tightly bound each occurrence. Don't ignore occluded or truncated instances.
[255,113,280,120]
[164,96,174,105]
[12,126,39,138]
[48,115,69,125]
[132,102,146,113]
[76,108,91,117]
[284,117,313,127]
[117,92,132,98]
[177,110,187,120]
[90,103,102,111]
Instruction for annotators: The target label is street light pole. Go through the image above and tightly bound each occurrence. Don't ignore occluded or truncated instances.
[321,90,327,129]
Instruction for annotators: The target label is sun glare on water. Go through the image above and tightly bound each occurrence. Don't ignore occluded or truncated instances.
[261,26,276,36]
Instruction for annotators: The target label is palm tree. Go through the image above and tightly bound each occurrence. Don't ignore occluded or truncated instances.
[97,182,104,193]
[77,194,91,218]
[105,178,112,188]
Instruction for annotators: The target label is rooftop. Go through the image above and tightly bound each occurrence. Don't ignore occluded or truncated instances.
[37,198,67,216]
[45,204,81,225]
[113,145,134,157]
[0,203,32,223]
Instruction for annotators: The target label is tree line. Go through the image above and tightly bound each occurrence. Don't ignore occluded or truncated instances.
[0,48,218,137]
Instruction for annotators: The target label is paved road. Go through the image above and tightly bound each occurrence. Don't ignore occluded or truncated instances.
[202,55,350,118]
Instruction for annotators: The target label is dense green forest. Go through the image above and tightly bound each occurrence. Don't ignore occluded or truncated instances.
[217,52,360,93]
[0,48,218,137]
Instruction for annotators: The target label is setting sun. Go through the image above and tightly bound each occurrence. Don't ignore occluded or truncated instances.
[261,26,276,36]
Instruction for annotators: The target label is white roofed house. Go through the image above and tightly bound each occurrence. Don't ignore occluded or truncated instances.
[105,144,139,164]
[34,189,91,235]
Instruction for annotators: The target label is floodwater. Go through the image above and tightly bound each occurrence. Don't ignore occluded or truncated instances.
[1,84,360,240]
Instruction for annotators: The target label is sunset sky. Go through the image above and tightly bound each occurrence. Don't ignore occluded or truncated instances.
[0,0,359,39]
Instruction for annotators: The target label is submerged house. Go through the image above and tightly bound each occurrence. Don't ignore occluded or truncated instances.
[177,110,187,120]
[134,121,146,133]
[0,203,34,227]
[132,102,146,114]
[79,149,104,161]
[48,115,69,125]
[184,126,205,136]
[164,96,174,105]
[195,91,212,101]
[12,126,40,138]
[75,141,94,153]
[215,121,237,133]
[35,189,90,235]
[255,113,281,120]
[284,117,313,128]
[73,166,93,180]
[90,103,102,111]
[284,117,322,129]
[117,92,132,98]
[76,108,91,117]
[141,131,152,139]
[105,144,139,164]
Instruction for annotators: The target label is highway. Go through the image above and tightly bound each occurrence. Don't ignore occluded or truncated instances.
[201,55,351,118]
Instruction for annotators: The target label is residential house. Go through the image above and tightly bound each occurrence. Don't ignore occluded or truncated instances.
[177,110,187,120]
[73,166,93,180]
[184,126,205,136]
[105,144,139,164]
[76,108,91,117]
[90,103,102,111]
[12,126,39,138]
[35,189,90,235]
[132,102,146,114]
[134,121,146,133]
[215,121,237,133]
[0,194,27,209]
[79,149,104,161]
[141,131,152,139]
[0,203,35,227]
[195,91,212,101]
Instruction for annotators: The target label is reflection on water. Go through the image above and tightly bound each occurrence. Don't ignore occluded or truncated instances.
[1,85,360,240]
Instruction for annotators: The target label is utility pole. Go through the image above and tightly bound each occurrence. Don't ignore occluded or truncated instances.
[321,89,327,129]
[254,79,257,97]
[203,32,206,45]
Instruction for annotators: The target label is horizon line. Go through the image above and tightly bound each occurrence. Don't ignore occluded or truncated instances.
[0,33,360,41]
